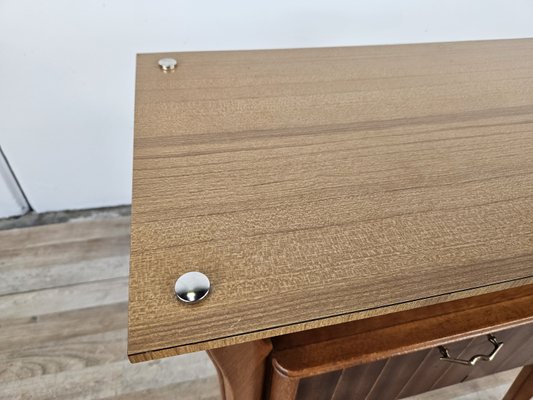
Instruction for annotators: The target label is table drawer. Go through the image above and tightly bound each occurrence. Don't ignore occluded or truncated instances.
[269,286,533,400]
[293,322,533,400]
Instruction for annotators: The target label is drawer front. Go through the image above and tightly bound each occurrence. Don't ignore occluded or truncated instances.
[294,322,533,400]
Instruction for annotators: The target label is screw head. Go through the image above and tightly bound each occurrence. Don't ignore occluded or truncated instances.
[175,272,210,304]
[158,58,177,71]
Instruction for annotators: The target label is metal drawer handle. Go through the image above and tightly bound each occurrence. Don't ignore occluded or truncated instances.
[438,334,503,366]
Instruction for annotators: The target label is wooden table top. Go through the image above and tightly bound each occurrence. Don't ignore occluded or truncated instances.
[128,38,533,362]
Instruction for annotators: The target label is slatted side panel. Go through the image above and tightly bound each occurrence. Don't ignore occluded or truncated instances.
[294,324,533,400]
[331,359,387,400]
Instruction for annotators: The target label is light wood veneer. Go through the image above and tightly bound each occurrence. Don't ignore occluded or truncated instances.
[128,38,533,362]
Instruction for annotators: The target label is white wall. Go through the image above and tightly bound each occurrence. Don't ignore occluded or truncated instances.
[0,150,30,218]
[1,0,532,215]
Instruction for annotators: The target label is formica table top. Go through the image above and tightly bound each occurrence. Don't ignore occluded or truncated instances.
[128,38,533,362]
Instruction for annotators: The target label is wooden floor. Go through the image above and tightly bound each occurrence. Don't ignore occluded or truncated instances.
[0,215,520,399]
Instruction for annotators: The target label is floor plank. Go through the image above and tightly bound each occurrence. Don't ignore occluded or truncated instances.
[407,368,520,400]
[0,216,130,252]
[0,329,126,384]
[0,277,128,319]
[0,355,217,400]
[99,377,221,400]
[0,236,129,295]
[0,303,127,354]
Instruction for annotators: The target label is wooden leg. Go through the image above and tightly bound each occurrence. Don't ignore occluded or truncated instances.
[503,365,533,400]
[268,363,299,400]
[207,340,273,400]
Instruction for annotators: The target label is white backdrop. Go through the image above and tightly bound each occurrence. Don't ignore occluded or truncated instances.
[1,0,532,216]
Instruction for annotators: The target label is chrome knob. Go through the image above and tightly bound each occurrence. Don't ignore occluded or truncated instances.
[175,272,210,304]
[158,58,177,71]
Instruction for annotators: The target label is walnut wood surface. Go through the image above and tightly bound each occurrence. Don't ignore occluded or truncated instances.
[290,324,533,400]
[268,285,533,400]
[128,38,533,361]
[207,340,272,400]
[271,284,533,377]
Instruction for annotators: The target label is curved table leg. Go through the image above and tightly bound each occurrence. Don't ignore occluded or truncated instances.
[208,340,273,400]
[503,365,533,400]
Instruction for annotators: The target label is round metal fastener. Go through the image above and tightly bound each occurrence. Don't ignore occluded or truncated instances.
[158,58,177,71]
[175,271,210,304]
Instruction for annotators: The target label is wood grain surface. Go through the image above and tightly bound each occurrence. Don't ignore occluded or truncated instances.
[267,285,533,400]
[129,38,533,361]
[271,284,533,377]
[0,215,522,400]
[289,324,533,400]
[208,340,272,400]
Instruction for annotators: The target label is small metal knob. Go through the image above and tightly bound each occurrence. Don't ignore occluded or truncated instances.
[158,58,177,71]
[175,272,210,304]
